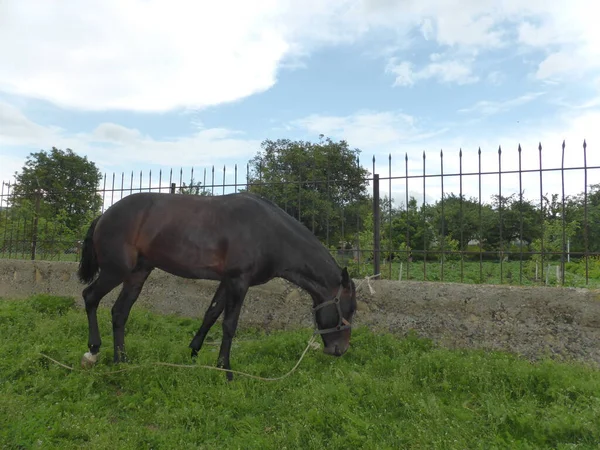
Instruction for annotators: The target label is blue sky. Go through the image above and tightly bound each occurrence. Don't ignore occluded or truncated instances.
[1,0,599,206]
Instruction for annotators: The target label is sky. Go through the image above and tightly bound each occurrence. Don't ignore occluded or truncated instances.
[1,0,599,208]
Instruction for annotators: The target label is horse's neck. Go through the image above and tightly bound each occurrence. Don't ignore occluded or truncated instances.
[279,253,340,301]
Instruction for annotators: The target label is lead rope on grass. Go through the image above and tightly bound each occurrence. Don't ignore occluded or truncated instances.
[40,333,318,382]
[39,274,380,381]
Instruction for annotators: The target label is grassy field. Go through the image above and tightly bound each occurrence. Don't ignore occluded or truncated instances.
[1,295,600,449]
[349,259,600,288]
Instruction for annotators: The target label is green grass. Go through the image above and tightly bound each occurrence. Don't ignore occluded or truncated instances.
[2,295,600,449]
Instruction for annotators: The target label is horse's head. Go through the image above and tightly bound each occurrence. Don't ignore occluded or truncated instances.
[311,267,357,357]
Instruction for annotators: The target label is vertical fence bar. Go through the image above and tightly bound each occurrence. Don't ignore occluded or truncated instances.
[246,163,249,193]
[158,169,162,194]
[422,151,427,280]
[298,164,302,222]
[355,157,360,274]
[388,153,392,279]
[355,204,359,272]
[120,172,124,200]
[518,144,524,285]
[52,217,59,261]
[440,150,445,281]
[16,216,23,258]
[405,153,410,281]
[110,172,115,207]
[478,148,483,283]
[583,140,589,284]
[101,173,107,213]
[170,183,176,194]
[459,149,464,283]
[312,168,316,234]
[326,170,330,249]
[373,173,380,277]
[561,140,566,285]
[223,165,226,195]
[0,181,7,257]
[8,183,14,258]
[211,166,215,195]
[498,146,503,284]
[42,217,49,261]
[234,164,238,194]
[30,191,40,260]
[539,143,545,285]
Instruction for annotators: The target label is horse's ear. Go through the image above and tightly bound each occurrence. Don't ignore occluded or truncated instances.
[341,267,350,287]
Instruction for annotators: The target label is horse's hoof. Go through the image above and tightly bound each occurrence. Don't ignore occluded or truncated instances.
[190,349,198,359]
[81,351,98,369]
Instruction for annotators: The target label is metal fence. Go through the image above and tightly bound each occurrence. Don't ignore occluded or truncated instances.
[2,139,599,287]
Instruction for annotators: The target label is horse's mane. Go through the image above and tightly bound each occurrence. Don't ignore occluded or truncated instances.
[240,192,340,266]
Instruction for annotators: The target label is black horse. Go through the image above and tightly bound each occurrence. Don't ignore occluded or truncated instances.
[77,191,357,380]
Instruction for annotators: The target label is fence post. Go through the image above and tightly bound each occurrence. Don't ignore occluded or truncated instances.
[170,183,176,194]
[373,173,380,276]
[30,190,41,260]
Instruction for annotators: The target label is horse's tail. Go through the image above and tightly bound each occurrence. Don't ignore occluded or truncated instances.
[77,215,102,284]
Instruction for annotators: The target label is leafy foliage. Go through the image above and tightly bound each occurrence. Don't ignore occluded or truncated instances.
[1,148,102,258]
[10,147,102,232]
[244,136,370,245]
[178,177,212,196]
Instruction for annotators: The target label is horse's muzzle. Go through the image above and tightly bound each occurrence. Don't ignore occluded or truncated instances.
[323,343,347,357]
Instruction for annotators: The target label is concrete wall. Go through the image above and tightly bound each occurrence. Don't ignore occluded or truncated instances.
[2,259,600,366]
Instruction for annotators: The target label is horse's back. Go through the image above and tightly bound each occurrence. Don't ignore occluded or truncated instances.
[94,192,283,276]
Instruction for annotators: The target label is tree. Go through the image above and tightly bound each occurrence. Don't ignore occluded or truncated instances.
[562,183,600,256]
[387,196,433,261]
[10,147,102,234]
[485,193,541,255]
[428,194,482,250]
[178,178,212,196]
[244,136,370,245]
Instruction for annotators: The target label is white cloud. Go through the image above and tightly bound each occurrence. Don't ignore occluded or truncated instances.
[0,0,292,112]
[486,71,505,86]
[386,56,478,87]
[0,102,261,183]
[2,99,598,210]
[289,106,600,206]
[0,0,597,112]
[0,154,26,187]
[0,102,63,146]
[534,50,598,82]
[291,110,448,152]
[385,61,416,87]
[92,123,143,145]
[458,92,545,117]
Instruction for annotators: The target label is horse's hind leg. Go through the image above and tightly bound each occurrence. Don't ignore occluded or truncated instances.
[111,263,153,363]
[217,277,249,381]
[189,280,228,358]
[82,270,123,360]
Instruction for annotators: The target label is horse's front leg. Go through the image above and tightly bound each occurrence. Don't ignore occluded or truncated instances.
[111,267,152,363]
[81,271,121,368]
[217,277,248,381]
